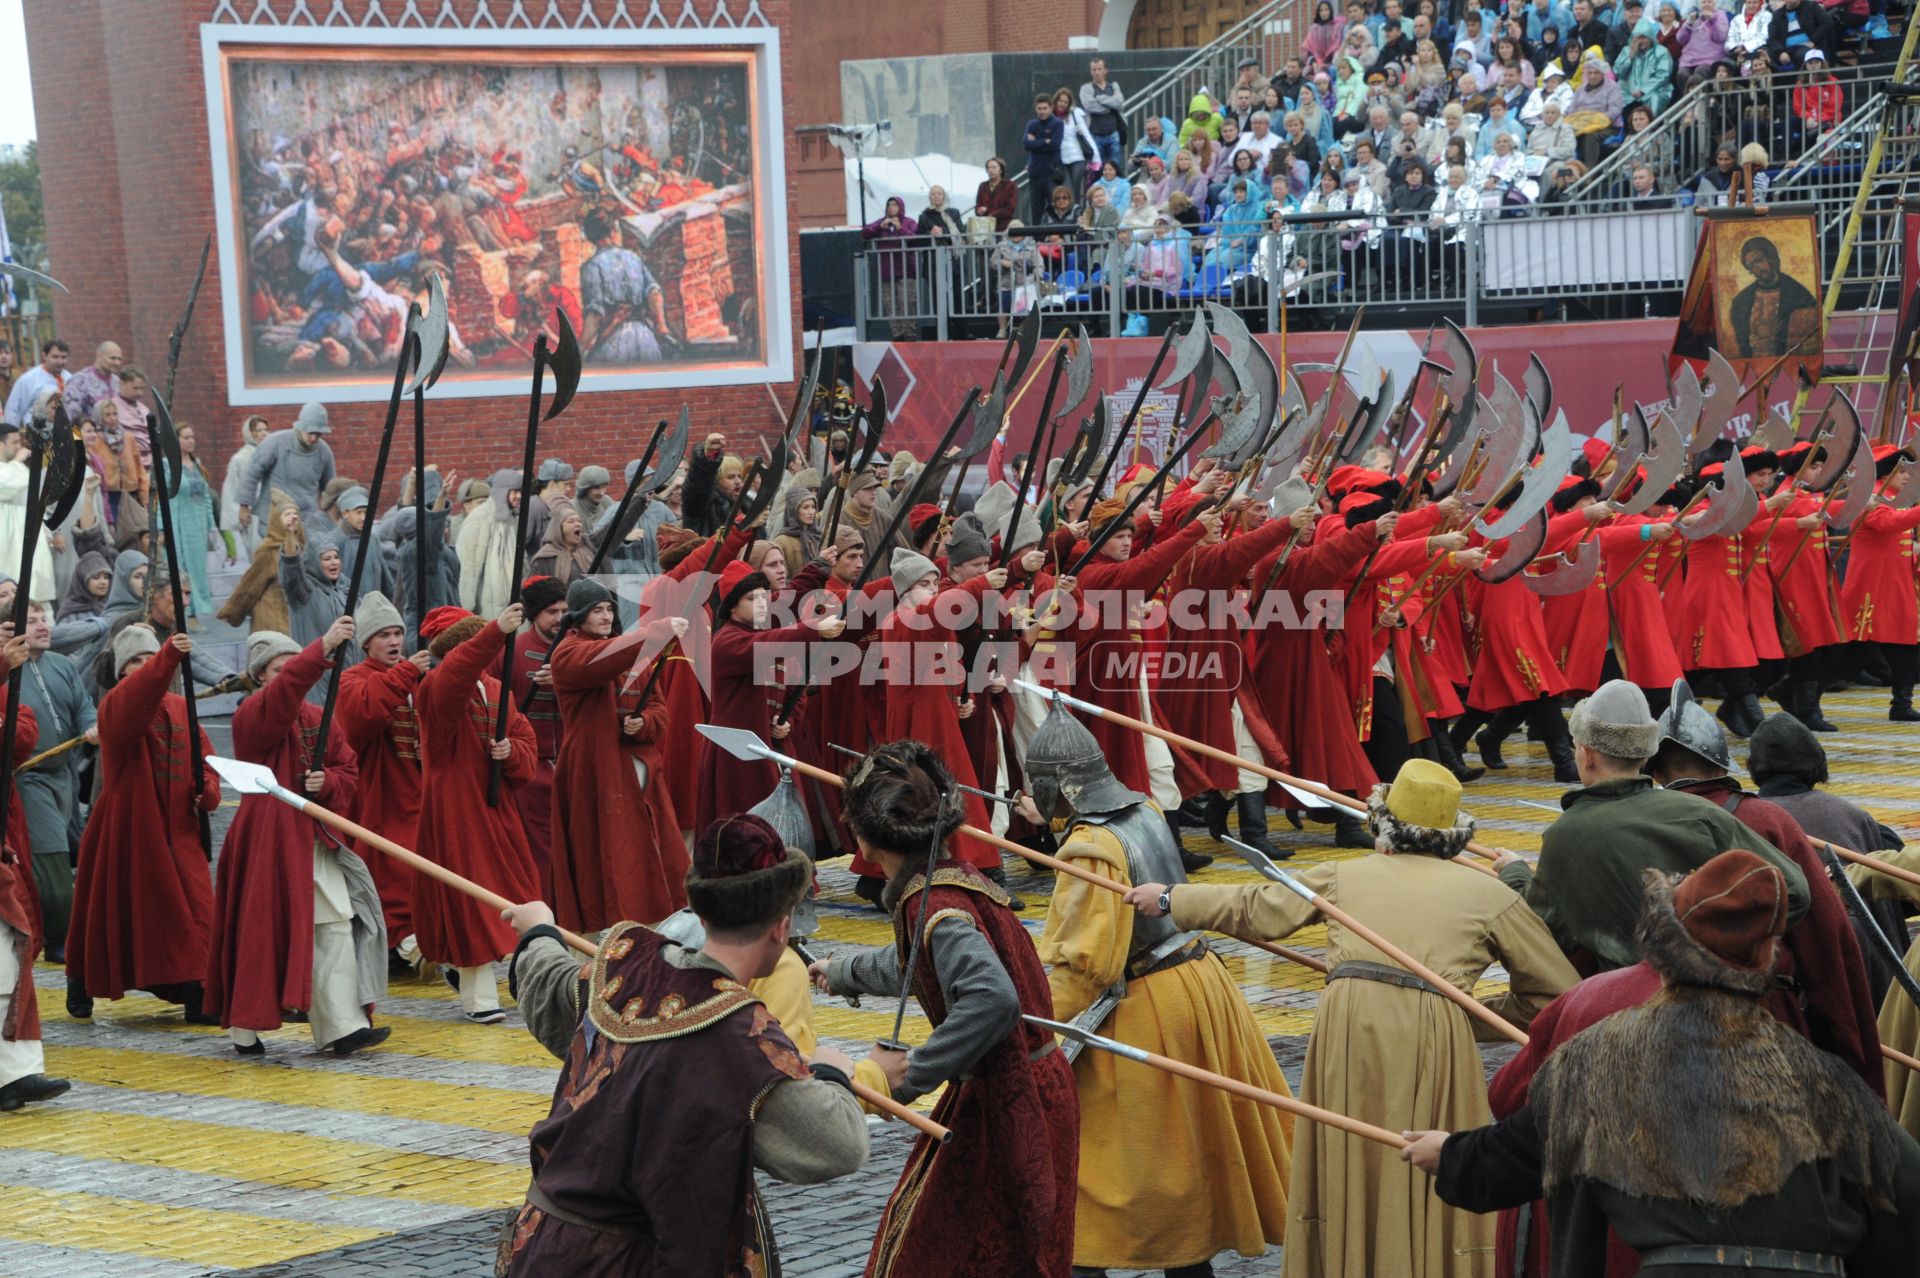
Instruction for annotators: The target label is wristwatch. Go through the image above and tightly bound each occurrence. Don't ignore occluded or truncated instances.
[1157,890,1173,917]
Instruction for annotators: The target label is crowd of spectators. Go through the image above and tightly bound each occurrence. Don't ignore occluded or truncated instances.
[859,0,1880,334]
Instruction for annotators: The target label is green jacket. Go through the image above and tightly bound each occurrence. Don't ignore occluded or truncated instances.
[1498,776,1810,972]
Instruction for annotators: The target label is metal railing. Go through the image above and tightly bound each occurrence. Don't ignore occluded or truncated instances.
[1574,62,1904,205]
[854,195,1704,336]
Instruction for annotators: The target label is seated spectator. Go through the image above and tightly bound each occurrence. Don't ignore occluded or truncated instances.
[1568,48,1624,164]
[1267,145,1312,201]
[1212,118,1244,173]
[1614,100,1673,186]
[1184,134,1217,190]
[1615,18,1675,114]
[1343,17,1380,68]
[1178,93,1223,148]
[1676,0,1729,72]
[1604,0,1647,59]
[1221,85,1258,135]
[1419,0,1454,47]
[1739,141,1774,203]
[1132,114,1180,169]
[1429,165,1483,270]
[1475,129,1532,198]
[1233,111,1285,169]
[1653,1,1685,61]
[1297,72,1338,144]
[1350,137,1392,200]
[990,225,1043,337]
[1408,39,1453,112]
[1332,56,1371,135]
[1163,149,1211,207]
[1794,49,1844,138]
[1119,184,1159,230]
[1534,157,1587,210]
[1283,112,1323,169]
[1455,9,1494,63]
[1304,0,1348,68]
[1823,0,1872,40]
[1521,63,1574,122]
[1490,59,1534,113]
[1138,153,1171,202]
[1622,161,1673,207]
[1079,183,1122,231]
[1338,168,1386,276]
[1164,190,1205,231]
[1490,37,1539,88]
[1448,47,1488,96]
[1213,146,1270,206]
[1041,184,1081,230]
[1568,0,1609,50]
[1384,160,1439,280]
[1204,179,1267,273]
[1528,101,1577,160]
[1527,0,1574,42]
[1433,137,1474,187]
[1125,214,1189,299]
[1273,55,1311,106]
[1726,0,1772,60]
[1767,0,1834,68]
[1092,158,1132,213]
[1375,21,1419,72]
[1532,22,1570,72]
[1475,95,1528,156]
[1681,143,1742,205]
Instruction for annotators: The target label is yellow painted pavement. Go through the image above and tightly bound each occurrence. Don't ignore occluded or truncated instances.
[0,1185,382,1266]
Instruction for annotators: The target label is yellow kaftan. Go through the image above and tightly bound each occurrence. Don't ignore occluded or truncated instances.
[1037,823,1293,1271]
[1846,844,1920,1139]
[752,947,893,1105]
[1173,853,1578,1278]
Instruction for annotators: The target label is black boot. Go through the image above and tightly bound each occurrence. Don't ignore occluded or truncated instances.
[854,875,888,909]
[1203,792,1231,841]
[983,865,1026,911]
[1233,793,1293,862]
[1332,809,1372,847]
[1798,680,1837,731]
[1475,706,1527,770]
[1715,697,1754,739]
[0,1074,72,1111]
[181,982,220,1027]
[1172,795,1213,828]
[1431,725,1486,783]
[1739,692,1765,732]
[1448,709,1488,757]
[1893,686,1920,722]
[1167,811,1213,872]
[1531,700,1578,784]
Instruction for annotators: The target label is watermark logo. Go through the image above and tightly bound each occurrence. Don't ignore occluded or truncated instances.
[1087,638,1244,693]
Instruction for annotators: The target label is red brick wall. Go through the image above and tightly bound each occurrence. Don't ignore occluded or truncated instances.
[24,0,804,491]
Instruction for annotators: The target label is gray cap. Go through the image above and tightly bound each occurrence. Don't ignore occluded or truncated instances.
[336,485,369,514]
[1569,678,1660,761]
[889,546,938,597]
[354,590,404,641]
[537,458,575,483]
[247,629,303,679]
[294,402,330,434]
[112,624,161,676]
[577,464,611,491]
[946,513,991,567]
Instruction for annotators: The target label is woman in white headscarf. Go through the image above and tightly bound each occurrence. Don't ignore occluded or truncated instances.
[222,414,270,557]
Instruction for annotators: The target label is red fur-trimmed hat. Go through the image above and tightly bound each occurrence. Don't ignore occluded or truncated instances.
[419,606,474,642]
[686,814,811,931]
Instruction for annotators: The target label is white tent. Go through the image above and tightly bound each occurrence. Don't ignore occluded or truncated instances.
[842,154,989,228]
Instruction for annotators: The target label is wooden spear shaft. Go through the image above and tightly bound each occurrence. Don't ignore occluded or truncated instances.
[1002,330,1070,421]
[772,754,1319,971]
[278,789,950,1141]
[1610,485,1710,586]
[17,734,87,772]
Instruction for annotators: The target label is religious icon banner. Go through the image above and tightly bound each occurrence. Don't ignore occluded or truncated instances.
[200,23,792,405]
[1672,213,1824,388]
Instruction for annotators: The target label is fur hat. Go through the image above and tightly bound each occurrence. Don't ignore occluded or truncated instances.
[320,476,359,512]
[521,575,568,618]
[293,402,330,434]
[716,561,768,618]
[889,546,938,597]
[419,605,474,643]
[1366,759,1475,858]
[562,576,619,635]
[842,740,967,857]
[1746,712,1827,787]
[537,458,575,483]
[427,615,487,660]
[576,464,611,491]
[1636,850,1788,993]
[656,525,704,570]
[685,815,812,931]
[355,590,404,640]
[946,513,991,567]
[1569,678,1660,761]
[247,629,302,679]
[112,623,161,676]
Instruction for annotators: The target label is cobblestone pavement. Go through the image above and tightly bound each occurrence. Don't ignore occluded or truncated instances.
[9,684,1914,1275]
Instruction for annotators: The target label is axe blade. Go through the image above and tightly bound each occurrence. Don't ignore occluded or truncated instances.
[1828,423,1875,531]
[1523,352,1552,428]
[1799,396,1860,493]
[405,273,452,394]
[1204,300,1258,394]
[1158,312,1211,390]
[966,373,1009,456]
[1057,325,1097,421]
[1476,508,1549,583]
[1525,538,1602,596]
[1679,448,1748,542]
[1476,408,1572,540]
[0,260,69,295]
[1697,349,1741,448]
[544,307,584,420]
[1436,317,1478,410]
[1615,409,1688,516]
[1070,397,1110,485]
[1005,308,1042,390]
[147,386,185,500]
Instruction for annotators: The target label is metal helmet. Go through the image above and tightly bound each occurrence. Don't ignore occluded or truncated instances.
[651,908,708,949]
[1025,697,1146,817]
[748,766,818,936]
[1656,677,1731,775]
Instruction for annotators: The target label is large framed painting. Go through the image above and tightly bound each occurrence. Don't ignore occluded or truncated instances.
[200,23,791,405]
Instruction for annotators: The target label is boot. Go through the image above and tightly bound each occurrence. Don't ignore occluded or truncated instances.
[1739,692,1765,732]
[854,875,888,909]
[1715,697,1755,740]
[65,979,92,1021]
[1234,793,1293,862]
[1476,706,1527,770]
[1172,795,1213,828]
[1531,700,1578,784]
[1432,726,1486,784]
[1203,792,1231,841]
[1892,686,1920,722]
[1448,709,1489,759]
[983,865,1026,911]
[180,982,220,1027]
[1798,680,1837,732]
[1167,811,1213,873]
[1333,810,1372,848]
[0,1074,72,1112]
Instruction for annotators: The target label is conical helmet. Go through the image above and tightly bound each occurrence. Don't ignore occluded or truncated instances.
[1655,677,1731,775]
[748,766,818,936]
[1025,697,1145,817]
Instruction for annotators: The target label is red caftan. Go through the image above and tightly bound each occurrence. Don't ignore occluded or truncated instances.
[692,617,817,837]
[414,623,543,968]
[654,525,751,828]
[879,574,1001,870]
[1600,515,1683,690]
[336,656,424,940]
[548,633,688,931]
[1840,500,1920,643]
[2,693,42,1044]
[204,641,362,1032]
[1069,518,1211,794]
[1154,517,1298,793]
[66,641,221,1001]
[1769,495,1844,656]
[1249,521,1383,801]
[1464,513,1578,712]
[1666,528,1756,671]
[502,634,561,884]
[1337,518,1454,738]
[1740,505,1786,661]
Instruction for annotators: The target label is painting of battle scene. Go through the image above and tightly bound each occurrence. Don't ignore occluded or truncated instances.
[221,47,766,392]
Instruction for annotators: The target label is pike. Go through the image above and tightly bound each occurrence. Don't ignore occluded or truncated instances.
[694,725,1322,970]
[993,306,1041,388]
[1013,682,1511,876]
[1339,388,1456,610]
[585,410,681,576]
[1065,402,1218,578]
[488,309,585,806]
[827,742,1017,805]
[201,753,948,1137]
[313,278,452,780]
[1001,345,1071,565]
[1026,1016,1410,1149]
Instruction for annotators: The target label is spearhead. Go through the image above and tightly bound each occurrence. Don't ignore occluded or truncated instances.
[206,754,294,801]
[1022,1014,1149,1063]
[696,723,800,772]
[1217,834,1290,883]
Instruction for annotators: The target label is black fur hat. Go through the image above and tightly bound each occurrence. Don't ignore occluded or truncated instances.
[685,814,811,931]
